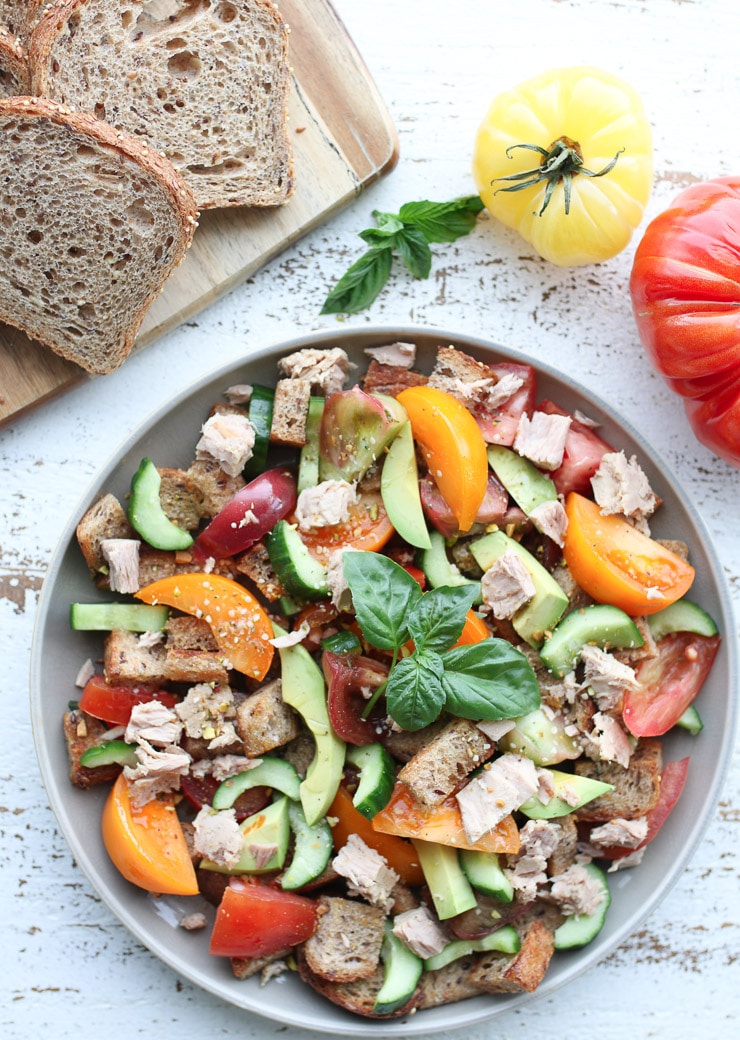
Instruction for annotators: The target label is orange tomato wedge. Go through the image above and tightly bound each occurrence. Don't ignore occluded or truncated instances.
[454,609,491,646]
[563,492,695,616]
[294,490,394,562]
[101,773,198,896]
[329,784,424,886]
[372,781,520,855]
[396,385,488,532]
[135,572,274,679]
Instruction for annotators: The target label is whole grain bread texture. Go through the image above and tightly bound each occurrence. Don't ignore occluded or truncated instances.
[0,96,198,373]
[30,0,295,210]
[0,1,42,40]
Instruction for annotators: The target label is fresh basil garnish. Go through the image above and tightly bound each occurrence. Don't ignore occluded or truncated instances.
[343,551,540,730]
[320,195,484,315]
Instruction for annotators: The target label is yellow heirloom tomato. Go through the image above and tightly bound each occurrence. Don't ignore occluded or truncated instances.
[472,66,653,266]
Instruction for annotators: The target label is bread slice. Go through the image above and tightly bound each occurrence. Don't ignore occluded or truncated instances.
[0,96,198,373]
[0,1,39,40]
[0,25,29,95]
[30,0,295,210]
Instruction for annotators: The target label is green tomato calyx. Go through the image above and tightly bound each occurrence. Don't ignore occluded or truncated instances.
[492,137,624,216]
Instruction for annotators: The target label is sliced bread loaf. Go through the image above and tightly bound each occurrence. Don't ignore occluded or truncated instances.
[29,0,295,210]
[0,96,198,373]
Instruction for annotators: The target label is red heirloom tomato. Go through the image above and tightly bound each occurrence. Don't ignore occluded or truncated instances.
[209,878,319,958]
[630,177,740,466]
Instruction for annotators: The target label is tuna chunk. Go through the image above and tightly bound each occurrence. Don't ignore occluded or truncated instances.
[175,683,239,751]
[456,753,540,843]
[514,411,572,471]
[332,834,400,912]
[100,538,141,594]
[295,479,358,530]
[545,863,605,916]
[580,644,639,711]
[278,347,353,395]
[192,806,244,869]
[125,700,183,746]
[481,550,536,619]
[393,905,448,959]
[196,412,256,477]
[588,816,648,850]
[364,341,416,368]
[529,499,568,547]
[591,450,657,530]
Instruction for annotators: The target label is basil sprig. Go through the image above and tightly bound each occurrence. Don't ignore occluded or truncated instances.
[342,552,540,731]
[320,196,484,315]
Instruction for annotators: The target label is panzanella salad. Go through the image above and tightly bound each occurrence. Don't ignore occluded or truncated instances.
[65,341,720,1018]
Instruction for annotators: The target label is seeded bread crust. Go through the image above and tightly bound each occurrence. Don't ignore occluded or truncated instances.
[30,0,295,210]
[0,25,28,95]
[0,95,197,373]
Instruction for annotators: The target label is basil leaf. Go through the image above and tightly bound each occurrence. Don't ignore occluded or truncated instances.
[385,651,445,731]
[407,584,479,653]
[398,196,484,243]
[320,247,393,315]
[440,641,540,720]
[359,227,400,246]
[395,227,433,279]
[372,210,405,233]
[342,551,422,650]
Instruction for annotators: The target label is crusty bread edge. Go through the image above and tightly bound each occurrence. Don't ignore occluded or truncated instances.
[0,94,200,374]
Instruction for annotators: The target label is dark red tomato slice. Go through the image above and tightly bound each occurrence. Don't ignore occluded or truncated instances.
[597,757,690,860]
[180,774,271,823]
[447,896,533,939]
[420,472,510,538]
[538,399,615,496]
[209,877,319,958]
[78,674,177,725]
[194,468,297,560]
[472,362,537,446]
[623,633,720,737]
[323,651,390,746]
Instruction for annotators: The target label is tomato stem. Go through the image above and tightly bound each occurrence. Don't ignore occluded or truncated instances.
[492,137,624,216]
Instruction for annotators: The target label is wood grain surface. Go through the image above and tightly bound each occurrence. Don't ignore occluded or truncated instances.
[0,0,397,425]
[2,2,739,1040]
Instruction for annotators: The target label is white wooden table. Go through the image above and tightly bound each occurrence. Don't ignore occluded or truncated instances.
[2,2,738,1038]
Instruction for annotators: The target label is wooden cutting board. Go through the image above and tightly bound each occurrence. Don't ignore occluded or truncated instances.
[0,0,398,427]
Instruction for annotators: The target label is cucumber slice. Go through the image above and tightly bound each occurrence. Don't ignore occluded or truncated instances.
[297,397,324,492]
[321,629,362,654]
[212,757,301,808]
[266,520,329,600]
[243,385,275,478]
[486,444,557,514]
[127,457,194,550]
[418,530,481,601]
[373,920,423,1015]
[79,739,138,769]
[539,604,644,677]
[647,598,719,640]
[553,862,611,949]
[280,800,333,890]
[424,924,521,971]
[675,703,704,735]
[70,602,169,632]
[458,849,514,902]
[345,743,396,818]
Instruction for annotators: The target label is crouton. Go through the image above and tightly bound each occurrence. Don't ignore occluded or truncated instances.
[235,678,299,756]
[231,949,293,980]
[382,718,448,763]
[187,458,245,517]
[302,896,386,983]
[76,493,134,572]
[397,717,494,809]
[575,737,663,822]
[415,955,481,1009]
[547,813,580,877]
[360,359,428,397]
[104,629,168,684]
[269,377,312,447]
[157,467,204,531]
[63,708,121,788]
[297,952,422,1019]
[467,918,554,994]
[234,541,286,601]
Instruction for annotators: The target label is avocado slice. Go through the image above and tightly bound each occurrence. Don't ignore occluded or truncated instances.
[519,769,614,819]
[274,624,345,825]
[380,419,432,550]
[486,444,557,515]
[469,530,568,647]
[412,838,478,920]
[199,796,291,874]
[497,707,580,766]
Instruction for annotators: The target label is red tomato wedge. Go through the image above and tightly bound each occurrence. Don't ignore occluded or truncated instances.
[101,773,198,896]
[294,490,394,562]
[563,492,695,615]
[209,878,319,958]
[78,674,177,725]
[372,782,520,854]
[397,385,488,532]
[623,632,720,737]
[329,784,424,886]
[135,573,274,680]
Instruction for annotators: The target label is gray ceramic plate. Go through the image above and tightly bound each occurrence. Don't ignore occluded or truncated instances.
[31,325,737,1036]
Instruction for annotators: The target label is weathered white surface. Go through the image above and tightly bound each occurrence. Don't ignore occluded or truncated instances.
[1,1,738,1038]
